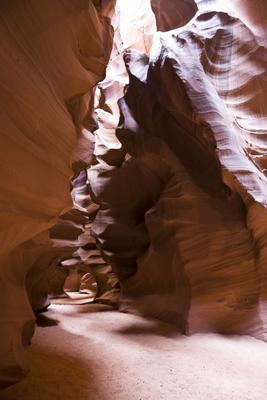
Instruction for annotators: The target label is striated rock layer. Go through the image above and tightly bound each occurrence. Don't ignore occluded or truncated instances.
[2,0,267,388]
[0,0,113,387]
[89,1,267,339]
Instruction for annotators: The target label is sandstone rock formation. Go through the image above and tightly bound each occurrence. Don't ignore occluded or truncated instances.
[90,0,267,338]
[0,0,114,387]
[49,169,120,306]
[2,0,267,389]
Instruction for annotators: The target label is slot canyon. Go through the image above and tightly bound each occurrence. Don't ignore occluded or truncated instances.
[1,0,267,398]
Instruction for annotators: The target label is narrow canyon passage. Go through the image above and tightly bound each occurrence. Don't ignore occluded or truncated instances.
[2,304,267,400]
[2,0,267,396]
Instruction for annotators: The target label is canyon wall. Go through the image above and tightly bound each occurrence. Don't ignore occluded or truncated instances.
[90,0,267,338]
[0,0,114,387]
[2,0,267,388]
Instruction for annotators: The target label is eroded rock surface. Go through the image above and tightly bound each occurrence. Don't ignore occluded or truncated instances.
[2,0,267,389]
[89,1,267,338]
[0,0,113,387]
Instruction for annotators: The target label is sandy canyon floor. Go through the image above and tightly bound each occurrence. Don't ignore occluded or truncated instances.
[1,304,267,400]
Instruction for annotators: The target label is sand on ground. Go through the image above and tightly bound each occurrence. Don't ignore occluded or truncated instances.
[1,304,267,400]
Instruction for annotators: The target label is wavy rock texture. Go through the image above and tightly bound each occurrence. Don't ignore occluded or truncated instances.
[89,1,267,339]
[0,0,113,387]
[151,0,198,31]
[88,0,157,277]
[49,169,120,306]
[2,0,267,389]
